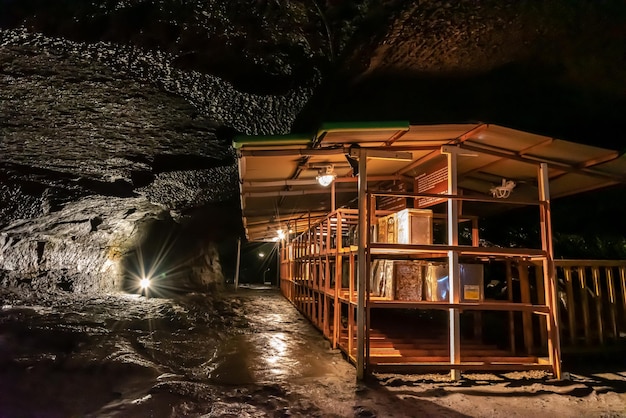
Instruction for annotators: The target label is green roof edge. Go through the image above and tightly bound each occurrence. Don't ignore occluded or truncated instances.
[233,133,311,149]
[317,120,410,135]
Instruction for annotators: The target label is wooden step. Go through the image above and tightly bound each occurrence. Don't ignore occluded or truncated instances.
[369,348,512,357]
[371,355,540,364]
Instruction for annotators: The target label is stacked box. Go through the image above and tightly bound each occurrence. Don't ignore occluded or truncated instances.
[377,217,387,243]
[377,209,433,244]
[370,259,394,299]
[370,260,424,301]
[395,208,433,244]
[459,264,484,301]
[424,263,449,301]
[424,263,484,302]
[376,213,398,243]
[393,260,424,301]
[385,214,396,243]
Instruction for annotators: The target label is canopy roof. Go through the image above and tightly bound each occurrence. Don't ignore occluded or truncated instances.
[235,122,626,241]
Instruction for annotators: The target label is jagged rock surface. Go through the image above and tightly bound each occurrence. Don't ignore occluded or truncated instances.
[1,0,625,293]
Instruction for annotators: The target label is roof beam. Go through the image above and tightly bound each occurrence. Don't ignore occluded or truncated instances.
[459,136,557,179]
[458,143,626,183]
[246,216,326,229]
[454,123,489,143]
[348,148,413,160]
[576,150,620,169]
[396,150,440,176]
[243,189,355,198]
[242,175,401,190]
[393,125,488,176]
[383,129,408,146]
[239,147,348,157]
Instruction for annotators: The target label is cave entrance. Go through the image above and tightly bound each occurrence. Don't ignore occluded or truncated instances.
[120,212,224,297]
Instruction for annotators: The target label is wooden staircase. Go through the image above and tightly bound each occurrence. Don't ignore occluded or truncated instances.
[336,326,551,373]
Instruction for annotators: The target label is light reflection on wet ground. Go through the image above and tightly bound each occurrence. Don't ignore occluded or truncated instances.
[0,286,380,417]
[204,288,342,391]
[1,286,624,417]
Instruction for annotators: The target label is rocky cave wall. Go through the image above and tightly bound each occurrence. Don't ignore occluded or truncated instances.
[1,0,625,294]
[0,0,339,294]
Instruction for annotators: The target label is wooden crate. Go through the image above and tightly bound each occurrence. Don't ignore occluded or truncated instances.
[424,263,484,302]
[370,260,424,301]
[395,208,433,244]
[393,260,424,301]
[377,214,397,243]
[371,259,394,299]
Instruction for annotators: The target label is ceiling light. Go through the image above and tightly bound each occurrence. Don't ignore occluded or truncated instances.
[316,165,336,187]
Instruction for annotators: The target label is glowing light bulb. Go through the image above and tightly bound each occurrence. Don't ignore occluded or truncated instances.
[316,165,336,187]
[140,277,151,289]
[316,173,335,187]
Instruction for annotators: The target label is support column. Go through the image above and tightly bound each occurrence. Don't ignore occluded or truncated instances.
[276,240,280,287]
[234,237,242,291]
[444,146,461,381]
[356,150,368,381]
[538,162,562,379]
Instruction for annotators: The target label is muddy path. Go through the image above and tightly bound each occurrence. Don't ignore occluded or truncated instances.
[0,286,625,417]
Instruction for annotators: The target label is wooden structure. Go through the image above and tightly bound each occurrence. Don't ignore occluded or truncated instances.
[234,122,626,380]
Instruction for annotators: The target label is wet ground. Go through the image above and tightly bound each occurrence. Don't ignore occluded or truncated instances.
[0,286,625,417]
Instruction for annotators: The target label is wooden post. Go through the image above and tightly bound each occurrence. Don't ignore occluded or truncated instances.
[356,149,368,380]
[471,218,482,341]
[564,267,577,345]
[579,266,592,345]
[506,260,516,354]
[518,261,534,354]
[326,219,331,291]
[535,264,548,349]
[606,267,618,339]
[333,211,343,349]
[276,240,281,287]
[538,162,562,379]
[366,195,376,372]
[333,254,341,349]
[471,217,479,246]
[349,254,355,302]
[592,267,604,344]
[348,301,354,358]
[443,146,461,381]
[621,267,626,331]
[234,237,242,291]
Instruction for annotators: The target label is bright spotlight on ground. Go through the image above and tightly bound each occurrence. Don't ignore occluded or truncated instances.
[140,277,151,289]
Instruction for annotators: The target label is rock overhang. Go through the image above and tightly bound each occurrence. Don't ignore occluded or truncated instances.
[1,1,625,293]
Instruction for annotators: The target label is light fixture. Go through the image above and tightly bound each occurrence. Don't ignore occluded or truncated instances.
[140,277,151,289]
[277,229,286,240]
[490,178,516,199]
[316,165,336,187]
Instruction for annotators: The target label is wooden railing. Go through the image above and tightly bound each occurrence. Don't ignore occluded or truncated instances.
[554,260,626,348]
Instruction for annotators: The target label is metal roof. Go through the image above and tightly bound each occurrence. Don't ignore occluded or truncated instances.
[235,122,626,241]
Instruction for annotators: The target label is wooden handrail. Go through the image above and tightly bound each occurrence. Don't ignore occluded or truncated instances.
[555,260,626,267]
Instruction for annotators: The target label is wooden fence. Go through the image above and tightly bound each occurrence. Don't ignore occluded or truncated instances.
[554,260,626,348]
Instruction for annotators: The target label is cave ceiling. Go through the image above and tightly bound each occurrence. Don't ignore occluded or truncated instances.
[1,0,625,242]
